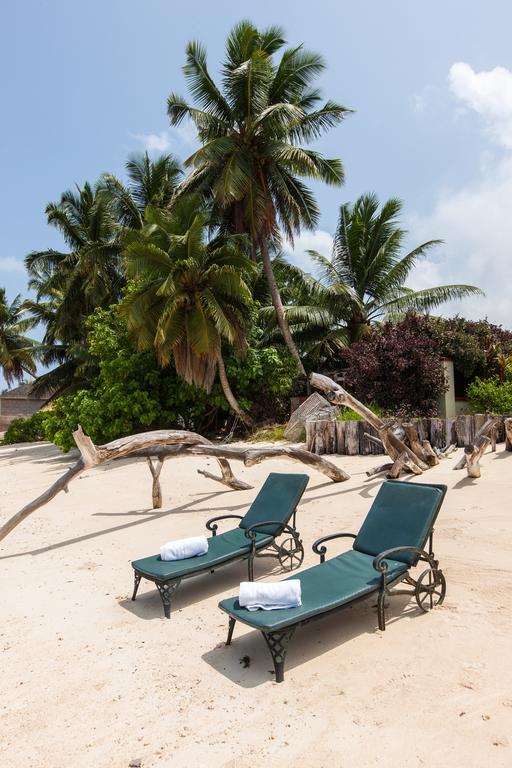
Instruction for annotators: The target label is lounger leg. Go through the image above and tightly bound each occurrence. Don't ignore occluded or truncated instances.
[263,627,296,683]
[247,554,254,582]
[226,617,236,645]
[155,580,181,619]
[132,572,142,601]
[377,587,386,631]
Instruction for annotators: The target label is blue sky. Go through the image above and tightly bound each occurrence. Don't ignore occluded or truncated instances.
[2,0,512,386]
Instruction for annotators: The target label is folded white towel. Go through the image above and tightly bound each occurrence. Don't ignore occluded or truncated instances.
[238,580,302,611]
[159,535,208,561]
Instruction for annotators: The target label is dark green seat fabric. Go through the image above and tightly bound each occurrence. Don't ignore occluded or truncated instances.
[219,549,407,632]
[132,529,273,580]
[353,480,445,565]
[238,473,309,535]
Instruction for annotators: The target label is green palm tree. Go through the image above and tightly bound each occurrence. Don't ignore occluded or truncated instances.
[101,152,182,230]
[167,20,351,376]
[0,288,36,386]
[121,195,254,423]
[24,182,123,394]
[300,193,483,346]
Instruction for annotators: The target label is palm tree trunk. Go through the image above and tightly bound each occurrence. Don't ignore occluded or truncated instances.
[217,353,253,426]
[260,240,307,378]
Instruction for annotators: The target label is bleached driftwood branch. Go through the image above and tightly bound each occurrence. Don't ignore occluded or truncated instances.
[310,372,429,476]
[0,425,350,543]
[453,416,497,477]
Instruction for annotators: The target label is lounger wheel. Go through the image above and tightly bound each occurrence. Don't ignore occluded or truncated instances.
[415,568,446,612]
[277,537,304,571]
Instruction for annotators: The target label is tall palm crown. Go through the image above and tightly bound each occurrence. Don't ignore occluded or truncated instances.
[24,182,123,394]
[122,195,253,419]
[0,288,36,386]
[167,20,351,375]
[102,152,182,230]
[307,193,483,344]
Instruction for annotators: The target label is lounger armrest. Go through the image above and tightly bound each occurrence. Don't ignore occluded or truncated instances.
[312,533,356,563]
[373,546,432,573]
[243,520,296,540]
[205,514,244,536]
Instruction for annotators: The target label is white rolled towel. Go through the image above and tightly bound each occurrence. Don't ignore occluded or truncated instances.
[159,535,208,561]
[238,580,302,611]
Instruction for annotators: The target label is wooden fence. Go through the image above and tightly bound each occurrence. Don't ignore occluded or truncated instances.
[305,414,509,456]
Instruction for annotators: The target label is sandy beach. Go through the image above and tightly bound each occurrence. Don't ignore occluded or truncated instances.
[1,440,511,768]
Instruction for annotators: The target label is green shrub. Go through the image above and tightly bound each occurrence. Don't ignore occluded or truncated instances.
[335,405,383,421]
[43,306,299,451]
[2,411,49,444]
[467,377,512,414]
[247,424,288,442]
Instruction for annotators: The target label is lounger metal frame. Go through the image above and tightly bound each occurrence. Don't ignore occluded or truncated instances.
[224,529,446,682]
[131,510,304,618]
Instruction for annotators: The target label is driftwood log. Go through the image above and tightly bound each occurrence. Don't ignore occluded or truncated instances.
[310,373,433,477]
[464,437,491,479]
[505,418,512,451]
[453,417,498,477]
[0,426,350,544]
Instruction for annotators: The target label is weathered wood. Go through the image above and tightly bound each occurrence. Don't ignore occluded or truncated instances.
[305,420,316,453]
[311,372,427,473]
[335,421,346,455]
[465,437,491,479]
[0,459,86,543]
[473,414,486,435]
[491,425,497,452]
[422,440,440,467]
[402,423,427,462]
[504,418,512,451]
[387,452,408,479]
[146,457,164,508]
[429,418,445,449]
[344,421,360,455]
[366,462,394,478]
[0,427,351,543]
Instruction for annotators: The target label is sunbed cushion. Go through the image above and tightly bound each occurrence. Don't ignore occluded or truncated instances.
[132,529,272,580]
[353,481,446,565]
[238,472,309,536]
[219,549,407,632]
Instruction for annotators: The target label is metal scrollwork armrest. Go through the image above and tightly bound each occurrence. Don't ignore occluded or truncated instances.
[205,514,244,536]
[243,520,296,541]
[312,532,356,563]
[373,546,433,573]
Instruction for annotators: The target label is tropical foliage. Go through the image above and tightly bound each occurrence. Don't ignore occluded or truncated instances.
[167,20,351,374]
[2,20,496,448]
[270,194,483,354]
[122,195,254,421]
[0,288,36,386]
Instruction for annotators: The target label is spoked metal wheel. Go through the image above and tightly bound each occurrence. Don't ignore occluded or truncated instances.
[277,537,304,571]
[415,568,446,612]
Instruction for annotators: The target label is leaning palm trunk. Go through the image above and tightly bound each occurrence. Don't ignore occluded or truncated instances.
[217,353,253,426]
[260,241,307,378]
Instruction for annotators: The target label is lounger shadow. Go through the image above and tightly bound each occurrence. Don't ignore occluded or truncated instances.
[219,479,447,682]
[131,472,309,618]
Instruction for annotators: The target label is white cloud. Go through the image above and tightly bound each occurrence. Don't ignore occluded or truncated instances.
[408,152,512,326]
[405,62,512,327]
[283,230,333,273]
[449,62,512,147]
[0,257,24,272]
[132,131,171,152]
[132,121,198,155]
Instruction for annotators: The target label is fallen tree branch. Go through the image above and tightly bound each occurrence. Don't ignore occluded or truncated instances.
[311,372,427,475]
[0,426,350,543]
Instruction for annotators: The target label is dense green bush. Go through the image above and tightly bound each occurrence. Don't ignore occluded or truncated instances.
[43,306,298,451]
[467,377,512,414]
[2,411,49,444]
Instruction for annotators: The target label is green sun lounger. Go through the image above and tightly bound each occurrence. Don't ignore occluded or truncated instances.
[131,472,309,618]
[219,479,447,682]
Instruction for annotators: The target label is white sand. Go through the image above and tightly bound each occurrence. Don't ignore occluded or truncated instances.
[1,441,511,768]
